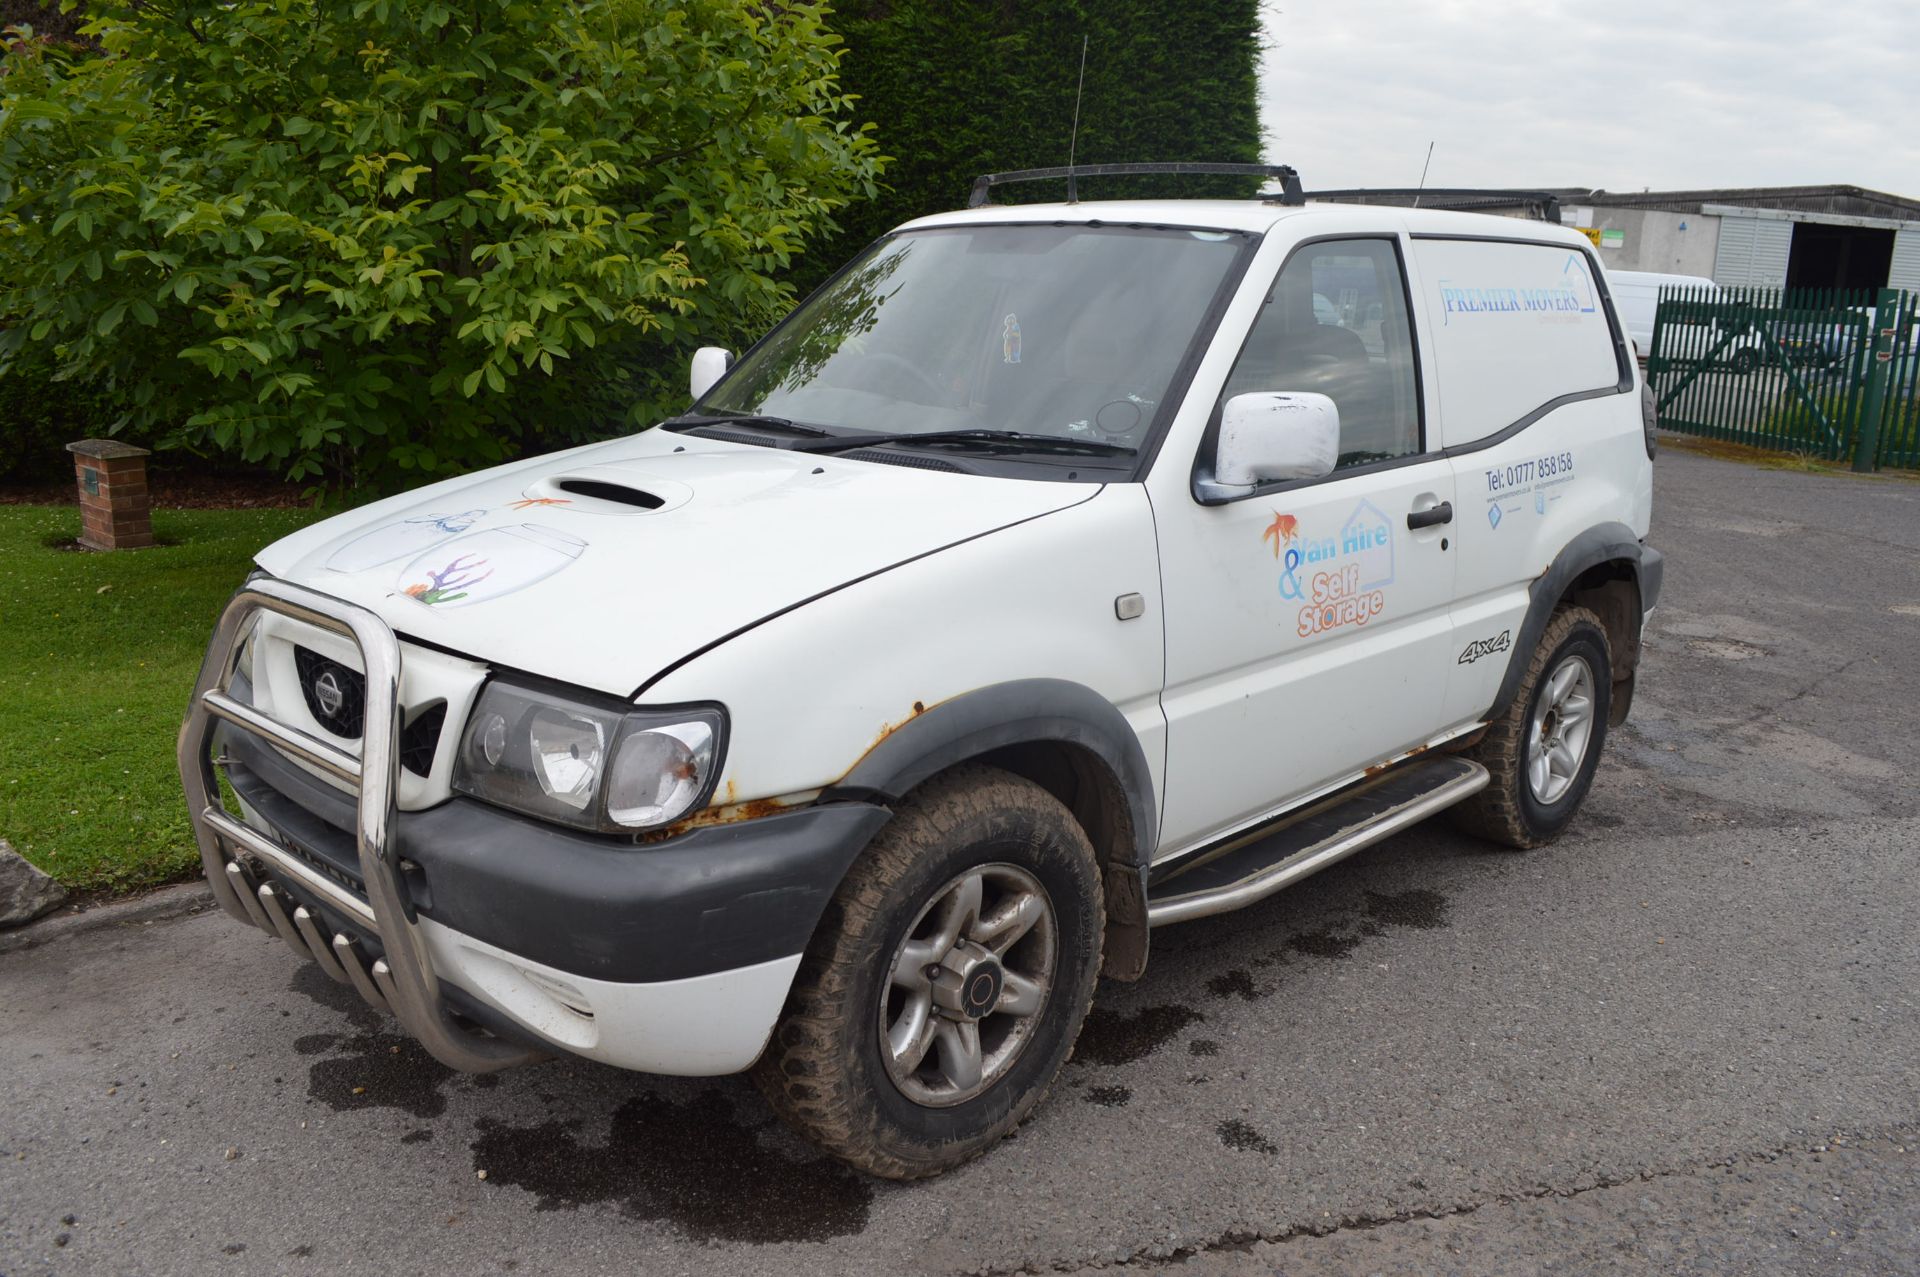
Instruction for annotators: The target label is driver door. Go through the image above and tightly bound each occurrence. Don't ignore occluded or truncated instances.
[1153,235,1458,855]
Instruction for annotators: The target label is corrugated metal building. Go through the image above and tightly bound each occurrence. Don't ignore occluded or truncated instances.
[1549,186,1920,290]
[1310,184,1920,291]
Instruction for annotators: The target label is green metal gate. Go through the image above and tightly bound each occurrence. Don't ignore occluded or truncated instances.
[1877,291,1920,469]
[1646,285,1920,471]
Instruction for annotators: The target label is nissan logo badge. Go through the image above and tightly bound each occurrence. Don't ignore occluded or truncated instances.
[314,669,345,719]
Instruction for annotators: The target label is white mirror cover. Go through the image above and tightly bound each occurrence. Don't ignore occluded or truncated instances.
[689,346,733,401]
[1216,391,1341,487]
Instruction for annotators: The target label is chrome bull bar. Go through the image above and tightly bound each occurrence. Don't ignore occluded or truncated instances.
[176,577,535,1072]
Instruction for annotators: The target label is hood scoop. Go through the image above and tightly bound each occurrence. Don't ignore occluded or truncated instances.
[522,467,693,515]
[556,478,663,509]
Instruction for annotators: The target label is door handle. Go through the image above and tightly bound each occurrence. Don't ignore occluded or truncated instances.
[1407,501,1453,530]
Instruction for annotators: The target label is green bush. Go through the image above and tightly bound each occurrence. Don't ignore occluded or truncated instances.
[0,332,127,482]
[801,0,1263,291]
[0,1,881,494]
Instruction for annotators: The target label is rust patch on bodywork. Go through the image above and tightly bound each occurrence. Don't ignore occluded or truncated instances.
[675,797,791,831]
[841,697,941,783]
[646,698,938,843]
[640,795,796,842]
[1364,743,1428,777]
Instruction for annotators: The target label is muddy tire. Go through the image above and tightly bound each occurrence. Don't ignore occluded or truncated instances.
[1452,606,1612,849]
[752,765,1104,1179]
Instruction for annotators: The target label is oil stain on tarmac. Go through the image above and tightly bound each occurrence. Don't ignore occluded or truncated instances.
[1185,888,1457,1003]
[469,1090,872,1243]
[288,964,456,1119]
[287,969,869,1242]
[1073,1005,1205,1066]
[307,1029,455,1118]
[1216,1118,1278,1155]
[1205,969,1260,1001]
[1278,887,1454,972]
[1362,887,1449,931]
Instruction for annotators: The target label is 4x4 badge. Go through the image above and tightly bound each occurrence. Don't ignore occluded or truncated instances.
[1458,630,1512,664]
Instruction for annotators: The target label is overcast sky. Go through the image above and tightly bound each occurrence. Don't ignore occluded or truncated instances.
[1258,0,1920,198]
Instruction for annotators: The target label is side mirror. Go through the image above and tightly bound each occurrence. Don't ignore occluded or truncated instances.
[1208,391,1340,494]
[690,346,734,401]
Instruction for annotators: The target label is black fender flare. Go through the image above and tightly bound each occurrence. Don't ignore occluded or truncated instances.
[825,678,1159,879]
[1488,521,1663,720]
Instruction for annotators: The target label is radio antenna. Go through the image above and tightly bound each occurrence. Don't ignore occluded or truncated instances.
[1066,35,1089,202]
[1413,140,1435,207]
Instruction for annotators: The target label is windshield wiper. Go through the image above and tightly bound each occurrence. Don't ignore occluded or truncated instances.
[669,413,833,440]
[793,429,1137,458]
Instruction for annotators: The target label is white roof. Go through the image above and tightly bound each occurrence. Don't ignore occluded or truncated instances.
[898,198,1595,247]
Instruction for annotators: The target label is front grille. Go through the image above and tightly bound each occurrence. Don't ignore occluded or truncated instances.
[293,645,365,738]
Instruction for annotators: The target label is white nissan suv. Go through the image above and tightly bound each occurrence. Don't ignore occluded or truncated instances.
[179,164,1661,1179]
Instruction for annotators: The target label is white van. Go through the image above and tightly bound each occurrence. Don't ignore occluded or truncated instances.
[1607,270,1711,353]
[1608,269,1763,371]
[179,165,1661,1179]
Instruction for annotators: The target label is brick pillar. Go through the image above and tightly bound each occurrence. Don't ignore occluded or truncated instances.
[66,439,155,550]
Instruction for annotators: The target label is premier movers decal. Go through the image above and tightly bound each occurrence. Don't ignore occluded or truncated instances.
[1262,499,1396,638]
[1437,254,1597,326]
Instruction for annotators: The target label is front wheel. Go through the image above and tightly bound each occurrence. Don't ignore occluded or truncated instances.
[753,766,1104,1179]
[1730,347,1759,374]
[1453,606,1613,848]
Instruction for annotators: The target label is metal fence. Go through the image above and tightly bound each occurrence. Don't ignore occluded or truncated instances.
[1646,285,1920,471]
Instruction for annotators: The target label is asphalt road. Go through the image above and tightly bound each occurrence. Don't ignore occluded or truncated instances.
[4,445,1919,1276]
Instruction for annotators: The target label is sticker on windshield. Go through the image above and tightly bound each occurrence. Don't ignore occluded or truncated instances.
[1002,314,1022,364]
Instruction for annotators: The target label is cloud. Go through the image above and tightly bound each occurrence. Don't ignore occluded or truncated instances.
[1258,0,1920,198]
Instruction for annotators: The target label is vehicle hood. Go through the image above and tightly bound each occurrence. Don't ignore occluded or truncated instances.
[255,432,1094,695]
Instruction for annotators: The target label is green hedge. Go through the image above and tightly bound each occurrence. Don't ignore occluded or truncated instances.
[800,0,1264,290]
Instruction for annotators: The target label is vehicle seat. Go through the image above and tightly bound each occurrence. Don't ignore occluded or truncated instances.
[1225,273,1400,460]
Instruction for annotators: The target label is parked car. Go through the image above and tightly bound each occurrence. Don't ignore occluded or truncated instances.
[178,167,1661,1179]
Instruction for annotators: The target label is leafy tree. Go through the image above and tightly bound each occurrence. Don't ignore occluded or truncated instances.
[0,1,882,492]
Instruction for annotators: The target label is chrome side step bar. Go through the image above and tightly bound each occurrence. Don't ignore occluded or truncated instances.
[1146,757,1489,928]
[176,577,536,1073]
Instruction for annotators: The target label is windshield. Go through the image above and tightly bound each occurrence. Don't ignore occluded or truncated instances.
[696,224,1247,457]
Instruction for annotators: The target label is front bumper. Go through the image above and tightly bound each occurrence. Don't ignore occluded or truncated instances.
[178,578,887,1075]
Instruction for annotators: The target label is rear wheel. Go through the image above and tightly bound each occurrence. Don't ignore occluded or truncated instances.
[753,765,1104,1179]
[1730,347,1759,374]
[1453,606,1612,848]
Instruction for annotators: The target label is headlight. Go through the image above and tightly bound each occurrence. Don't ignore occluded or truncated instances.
[452,679,725,834]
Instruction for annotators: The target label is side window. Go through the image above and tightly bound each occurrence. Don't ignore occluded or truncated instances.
[1219,239,1421,468]
[1412,239,1621,449]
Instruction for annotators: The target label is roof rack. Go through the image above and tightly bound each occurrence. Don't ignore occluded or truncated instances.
[968,162,1305,209]
[1306,188,1565,222]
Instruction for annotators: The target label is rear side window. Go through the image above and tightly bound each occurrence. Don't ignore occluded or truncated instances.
[1413,239,1622,448]
[1219,238,1421,469]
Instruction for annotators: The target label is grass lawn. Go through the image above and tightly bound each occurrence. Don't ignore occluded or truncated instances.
[0,504,320,894]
